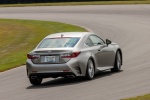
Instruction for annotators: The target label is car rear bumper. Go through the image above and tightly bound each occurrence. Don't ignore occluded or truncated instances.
[26,59,83,78]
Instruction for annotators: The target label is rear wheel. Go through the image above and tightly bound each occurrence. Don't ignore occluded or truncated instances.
[86,59,95,80]
[29,77,42,85]
[111,51,121,72]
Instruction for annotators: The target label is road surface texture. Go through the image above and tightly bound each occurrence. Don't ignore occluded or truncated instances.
[0,5,150,100]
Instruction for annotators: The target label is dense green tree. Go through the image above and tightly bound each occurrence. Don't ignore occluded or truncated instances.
[0,0,142,4]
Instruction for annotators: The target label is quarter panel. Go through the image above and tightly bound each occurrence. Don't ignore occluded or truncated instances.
[78,45,100,76]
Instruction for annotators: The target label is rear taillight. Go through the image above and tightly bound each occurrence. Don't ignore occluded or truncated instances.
[61,52,81,58]
[27,54,40,59]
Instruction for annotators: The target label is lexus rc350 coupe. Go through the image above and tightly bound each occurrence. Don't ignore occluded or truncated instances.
[26,32,122,85]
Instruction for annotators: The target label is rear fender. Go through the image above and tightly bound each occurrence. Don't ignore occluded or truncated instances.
[78,50,96,76]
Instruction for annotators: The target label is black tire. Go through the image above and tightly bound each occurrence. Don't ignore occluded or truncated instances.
[29,77,42,85]
[86,59,95,80]
[111,51,121,72]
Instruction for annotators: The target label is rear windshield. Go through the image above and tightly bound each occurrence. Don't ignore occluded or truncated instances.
[38,37,80,48]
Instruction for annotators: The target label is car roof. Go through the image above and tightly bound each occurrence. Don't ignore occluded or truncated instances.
[45,32,93,38]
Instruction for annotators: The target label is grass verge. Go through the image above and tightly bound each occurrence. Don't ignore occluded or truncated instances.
[0,1,150,7]
[0,19,86,72]
[122,94,150,100]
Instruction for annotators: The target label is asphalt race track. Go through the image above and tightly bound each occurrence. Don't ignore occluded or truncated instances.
[0,5,150,100]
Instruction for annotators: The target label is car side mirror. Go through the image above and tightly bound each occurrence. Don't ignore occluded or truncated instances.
[106,39,111,46]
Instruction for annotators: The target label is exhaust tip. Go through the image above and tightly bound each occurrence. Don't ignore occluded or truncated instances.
[31,76,37,79]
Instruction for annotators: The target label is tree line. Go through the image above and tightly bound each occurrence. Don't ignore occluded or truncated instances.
[0,0,135,4]
[1,0,95,4]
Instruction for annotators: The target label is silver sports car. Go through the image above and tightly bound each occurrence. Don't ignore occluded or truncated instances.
[26,32,122,85]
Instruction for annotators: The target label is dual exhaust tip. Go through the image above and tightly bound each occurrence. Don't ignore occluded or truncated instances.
[30,75,75,79]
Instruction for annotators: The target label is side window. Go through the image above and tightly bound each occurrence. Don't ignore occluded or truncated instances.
[85,37,94,46]
[89,35,105,45]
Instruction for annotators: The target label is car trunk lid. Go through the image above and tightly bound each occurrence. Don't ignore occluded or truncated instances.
[29,48,74,64]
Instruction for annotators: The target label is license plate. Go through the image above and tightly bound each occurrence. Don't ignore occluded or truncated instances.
[44,56,56,62]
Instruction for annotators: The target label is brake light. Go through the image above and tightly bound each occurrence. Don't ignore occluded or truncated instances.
[61,52,81,58]
[27,54,39,59]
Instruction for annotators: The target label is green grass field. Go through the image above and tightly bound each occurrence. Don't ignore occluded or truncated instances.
[0,0,150,7]
[0,19,86,72]
[122,94,150,100]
